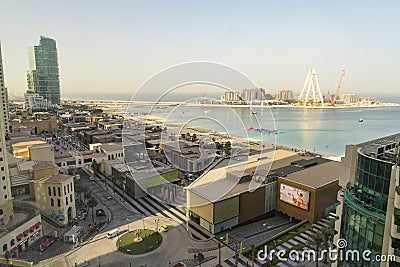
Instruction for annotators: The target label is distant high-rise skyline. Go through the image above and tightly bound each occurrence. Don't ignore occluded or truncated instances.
[27,36,60,105]
[1,2,400,97]
[0,43,14,225]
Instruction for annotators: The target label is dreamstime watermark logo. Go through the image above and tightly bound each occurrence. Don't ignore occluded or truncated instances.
[257,238,396,263]
[122,62,277,207]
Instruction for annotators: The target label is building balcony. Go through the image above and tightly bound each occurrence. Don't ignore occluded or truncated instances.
[392,216,400,240]
[343,183,385,223]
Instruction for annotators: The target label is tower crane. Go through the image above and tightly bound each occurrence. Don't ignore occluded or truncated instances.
[330,69,345,106]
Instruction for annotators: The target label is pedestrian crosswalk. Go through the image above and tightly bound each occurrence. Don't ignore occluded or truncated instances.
[93,169,333,267]
[220,218,332,267]
[97,172,213,241]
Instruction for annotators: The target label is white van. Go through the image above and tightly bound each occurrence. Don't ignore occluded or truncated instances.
[107,228,120,239]
[74,174,80,181]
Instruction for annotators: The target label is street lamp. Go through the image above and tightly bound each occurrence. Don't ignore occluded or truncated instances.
[127,216,131,232]
[122,179,126,203]
[145,233,148,253]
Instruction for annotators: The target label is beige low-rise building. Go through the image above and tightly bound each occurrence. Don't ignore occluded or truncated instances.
[11,141,47,159]
[28,162,76,225]
[94,143,124,176]
[187,149,343,234]
[276,160,344,223]
[187,149,293,233]
[0,210,42,259]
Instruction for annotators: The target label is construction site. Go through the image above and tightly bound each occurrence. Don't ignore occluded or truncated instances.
[218,68,388,108]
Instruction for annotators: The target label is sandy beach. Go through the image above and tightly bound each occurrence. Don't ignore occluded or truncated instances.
[127,113,339,160]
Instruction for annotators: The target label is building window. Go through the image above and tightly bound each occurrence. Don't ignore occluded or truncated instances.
[48,187,51,196]
[67,184,70,193]
[64,186,66,195]
[2,244,7,252]
[0,209,3,215]
[70,194,73,203]
[53,187,56,196]
[1,177,4,181]
[10,239,14,247]
[57,199,60,207]
[3,186,5,190]
[4,195,7,199]
[395,208,400,226]
[66,197,68,205]
[392,238,400,250]
[58,187,61,196]
[50,199,54,207]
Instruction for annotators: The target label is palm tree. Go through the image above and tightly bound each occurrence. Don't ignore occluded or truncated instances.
[195,252,204,267]
[320,219,338,263]
[87,197,98,224]
[218,242,221,267]
[321,227,332,264]
[306,231,324,267]
[250,244,256,267]
[4,250,10,267]
[91,159,98,171]
[224,141,232,157]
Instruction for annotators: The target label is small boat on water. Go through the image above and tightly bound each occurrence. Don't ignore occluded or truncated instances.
[359,118,364,122]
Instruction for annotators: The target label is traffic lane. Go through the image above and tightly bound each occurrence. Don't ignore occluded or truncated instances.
[76,170,134,230]
[68,217,206,267]
[58,134,88,151]
[47,138,76,156]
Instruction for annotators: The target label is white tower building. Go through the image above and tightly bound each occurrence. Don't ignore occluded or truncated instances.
[0,45,10,135]
[0,43,14,225]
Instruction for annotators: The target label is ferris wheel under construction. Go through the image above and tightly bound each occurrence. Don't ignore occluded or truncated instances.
[298,68,325,107]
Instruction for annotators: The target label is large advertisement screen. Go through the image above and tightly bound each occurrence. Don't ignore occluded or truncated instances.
[280,183,310,210]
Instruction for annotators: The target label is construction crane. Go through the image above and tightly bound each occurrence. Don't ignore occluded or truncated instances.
[329,69,345,106]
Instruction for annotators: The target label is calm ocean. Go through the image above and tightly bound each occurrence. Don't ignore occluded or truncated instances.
[65,92,400,156]
[150,105,400,156]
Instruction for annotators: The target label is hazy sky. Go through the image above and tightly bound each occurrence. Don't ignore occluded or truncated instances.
[1,1,399,99]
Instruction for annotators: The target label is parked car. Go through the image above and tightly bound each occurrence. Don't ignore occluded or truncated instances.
[105,193,112,200]
[159,224,168,232]
[96,209,106,217]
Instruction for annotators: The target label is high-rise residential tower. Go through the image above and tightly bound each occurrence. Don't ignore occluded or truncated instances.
[334,134,400,267]
[0,44,14,225]
[0,44,10,135]
[27,36,61,105]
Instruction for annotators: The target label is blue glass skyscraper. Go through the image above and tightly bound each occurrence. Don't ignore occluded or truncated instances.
[27,36,61,105]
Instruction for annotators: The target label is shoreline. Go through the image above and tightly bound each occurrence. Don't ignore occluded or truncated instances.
[132,113,341,161]
[63,98,400,109]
